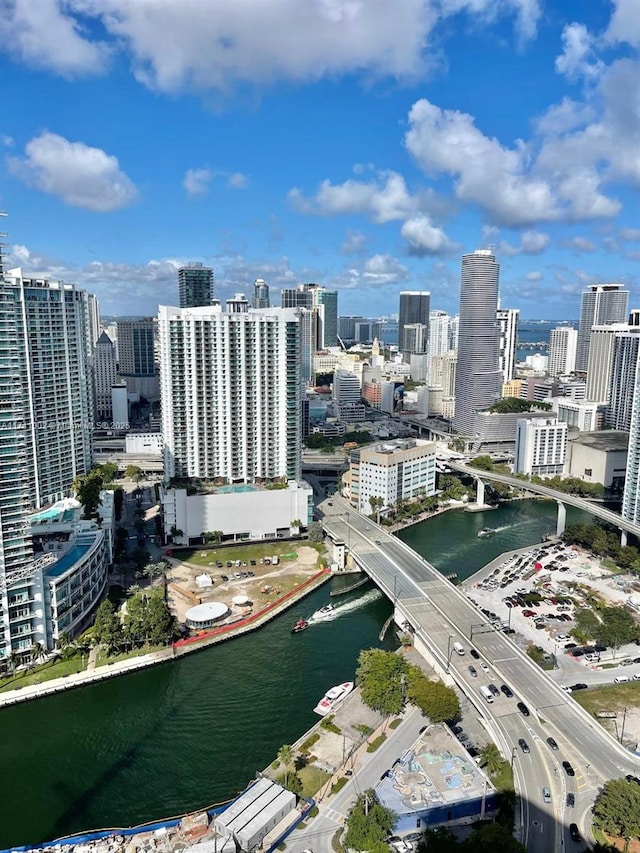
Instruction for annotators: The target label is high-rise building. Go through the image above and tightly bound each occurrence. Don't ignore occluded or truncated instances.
[399,291,430,359]
[226,293,250,313]
[515,417,567,476]
[448,315,459,352]
[576,284,629,374]
[252,279,270,309]
[607,328,640,430]
[497,308,519,382]
[158,305,302,483]
[94,331,117,420]
[402,323,429,355]
[428,311,451,359]
[622,357,640,524]
[453,250,501,435]
[178,263,214,308]
[338,315,366,342]
[317,289,338,347]
[548,327,578,377]
[585,324,630,403]
[333,369,361,407]
[117,318,157,376]
[0,267,96,659]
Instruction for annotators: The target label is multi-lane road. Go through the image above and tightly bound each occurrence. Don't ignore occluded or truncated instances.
[321,497,640,851]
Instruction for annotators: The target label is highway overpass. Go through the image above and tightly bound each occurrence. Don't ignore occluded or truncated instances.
[321,496,640,852]
[446,460,639,543]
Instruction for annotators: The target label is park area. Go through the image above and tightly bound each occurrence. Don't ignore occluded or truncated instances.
[166,540,327,624]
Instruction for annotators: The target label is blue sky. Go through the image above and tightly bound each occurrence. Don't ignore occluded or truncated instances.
[0,0,638,320]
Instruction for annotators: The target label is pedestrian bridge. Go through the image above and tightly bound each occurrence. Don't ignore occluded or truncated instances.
[445,461,639,544]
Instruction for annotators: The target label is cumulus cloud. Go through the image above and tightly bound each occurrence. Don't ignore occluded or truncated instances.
[0,0,542,92]
[534,98,595,136]
[289,171,418,223]
[499,230,550,255]
[606,0,640,47]
[563,236,596,252]
[621,228,640,242]
[1,134,14,147]
[7,132,138,212]
[227,172,249,189]
[401,214,456,256]
[526,270,542,281]
[0,0,109,77]
[340,229,367,256]
[183,167,212,197]
[555,22,603,81]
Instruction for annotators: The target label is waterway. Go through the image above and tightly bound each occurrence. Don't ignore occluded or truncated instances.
[0,500,592,848]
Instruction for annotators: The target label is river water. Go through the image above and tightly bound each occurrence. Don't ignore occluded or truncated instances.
[0,500,590,848]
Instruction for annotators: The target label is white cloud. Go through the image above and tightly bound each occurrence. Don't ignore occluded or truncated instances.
[534,98,595,136]
[1,134,14,147]
[500,230,550,255]
[362,253,409,286]
[565,236,596,252]
[606,0,640,47]
[289,171,417,223]
[401,214,455,256]
[227,172,249,189]
[555,22,603,81]
[621,228,640,242]
[8,132,138,212]
[183,167,212,197]
[0,0,109,77]
[340,230,367,256]
[0,0,541,92]
[526,270,542,281]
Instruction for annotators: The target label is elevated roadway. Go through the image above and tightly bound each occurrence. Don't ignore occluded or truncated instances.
[446,461,639,541]
[322,497,640,851]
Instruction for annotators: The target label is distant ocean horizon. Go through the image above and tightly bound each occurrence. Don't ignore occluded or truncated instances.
[516,319,577,360]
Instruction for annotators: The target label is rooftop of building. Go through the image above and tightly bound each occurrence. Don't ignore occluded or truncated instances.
[569,430,629,452]
[44,531,102,579]
[165,479,310,496]
[29,498,81,526]
[376,724,493,816]
[364,437,435,456]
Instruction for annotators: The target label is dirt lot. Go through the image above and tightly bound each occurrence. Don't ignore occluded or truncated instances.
[165,543,324,623]
[574,681,640,748]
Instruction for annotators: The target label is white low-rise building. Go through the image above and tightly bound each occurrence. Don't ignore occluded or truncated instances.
[348,438,436,515]
[515,417,568,476]
[161,480,313,544]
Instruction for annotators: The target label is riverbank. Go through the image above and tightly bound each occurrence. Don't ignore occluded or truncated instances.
[0,570,331,708]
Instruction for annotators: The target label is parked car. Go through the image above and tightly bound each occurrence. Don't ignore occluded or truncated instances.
[489,684,500,696]
[569,683,588,691]
[469,666,478,677]
[501,684,514,698]
[523,609,537,617]
[480,662,490,673]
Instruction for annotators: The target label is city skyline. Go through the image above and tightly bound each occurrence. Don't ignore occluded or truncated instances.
[0,1,637,319]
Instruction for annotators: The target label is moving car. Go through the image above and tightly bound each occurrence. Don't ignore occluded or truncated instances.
[518,738,530,754]
[566,793,575,807]
[500,684,514,698]
[542,787,551,803]
[488,683,499,696]
[569,823,581,842]
[546,737,559,751]
[480,662,490,673]
[469,666,477,677]
[469,649,480,660]
[563,761,575,777]
[569,683,588,691]
[517,701,530,717]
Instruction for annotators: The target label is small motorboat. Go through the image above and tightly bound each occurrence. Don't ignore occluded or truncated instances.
[312,603,335,621]
[292,617,309,633]
[477,527,497,538]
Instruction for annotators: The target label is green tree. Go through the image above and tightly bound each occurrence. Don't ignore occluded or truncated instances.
[143,594,177,644]
[98,462,119,482]
[596,607,639,650]
[132,546,150,570]
[343,790,396,853]
[74,471,104,518]
[368,496,385,524]
[276,771,303,795]
[30,641,46,666]
[417,827,460,853]
[466,823,525,853]
[573,608,601,641]
[479,743,503,776]
[277,744,294,787]
[593,779,640,848]
[93,600,123,654]
[125,465,144,483]
[469,455,494,471]
[406,665,460,722]
[307,521,324,543]
[356,649,408,715]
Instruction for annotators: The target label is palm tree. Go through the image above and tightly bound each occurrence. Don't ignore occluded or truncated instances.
[479,743,503,776]
[30,641,46,667]
[277,744,294,788]
[369,496,384,524]
[290,519,303,534]
[127,583,142,597]
[170,525,183,543]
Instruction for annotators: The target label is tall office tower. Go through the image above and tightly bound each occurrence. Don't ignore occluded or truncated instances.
[548,327,578,377]
[338,316,366,342]
[576,284,629,374]
[94,331,117,420]
[430,352,457,397]
[317,289,338,347]
[630,309,640,327]
[402,323,428,355]
[497,308,519,382]
[429,311,451,359]
[622,358,640,522]
[585,324,630,403]
[159,305,302,482]
[252,278,270,309]
[226,293,249,313]
[178,263,214,308]
[398,291,430,360]
[0,268,94,659]
[333,369,361,406]
[607,328,640,430]
[453,250,501,435]
[117,318,157,376]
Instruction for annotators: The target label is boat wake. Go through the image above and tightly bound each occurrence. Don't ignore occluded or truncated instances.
[309,588,383,623]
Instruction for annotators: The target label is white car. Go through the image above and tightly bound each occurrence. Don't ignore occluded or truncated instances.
[480,662,490,673]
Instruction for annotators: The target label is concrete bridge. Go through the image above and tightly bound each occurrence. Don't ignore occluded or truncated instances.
[445,461,637,544]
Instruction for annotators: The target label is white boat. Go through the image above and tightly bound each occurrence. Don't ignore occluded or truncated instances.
[311,603,335,621]
[313,681,354,716]
[477,527,497,538]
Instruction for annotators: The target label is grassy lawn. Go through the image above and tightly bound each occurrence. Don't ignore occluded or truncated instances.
[94,644,167,667]
[179,539,324,569]
[574,681,640,719]
[0,655,87,693]
[298,764,331,798]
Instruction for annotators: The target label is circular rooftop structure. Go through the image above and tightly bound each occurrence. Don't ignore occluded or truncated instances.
[185,601,229,629]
